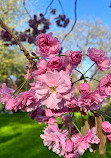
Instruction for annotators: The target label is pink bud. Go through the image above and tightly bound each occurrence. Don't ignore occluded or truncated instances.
[102,121,111,133]
[79,83,90,94]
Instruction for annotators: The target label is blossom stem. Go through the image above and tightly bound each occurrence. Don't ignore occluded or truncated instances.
[60,125,66,133]
[15,80,27,96]
[84,63,95,75]
[69,122,72,139]
[26,64,31,90]
[72,121,82,136]
[12,80,26,96]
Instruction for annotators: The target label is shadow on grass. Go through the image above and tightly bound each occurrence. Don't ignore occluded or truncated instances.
[0,132,22,144]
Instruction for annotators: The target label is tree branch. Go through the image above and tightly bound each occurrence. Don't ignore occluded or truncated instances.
[23,0,32,19]
[61,0,78,44]
[58,0,65,15]
[0,18,36,65]
[44,0,54,16]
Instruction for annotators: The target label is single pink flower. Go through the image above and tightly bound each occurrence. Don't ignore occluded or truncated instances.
[36,32,61,57]
[35,70,72,109]
[40,124,66,156]
[87,48,106,61]
[47,56,62,71]
[87,48,111,71]
[6,89,39,112]
[78,89,104,111]
[79,83,90,95]
[97,57,111,71]
[102,121,111,133]
[72,127,99,155]
[69,51,82,66]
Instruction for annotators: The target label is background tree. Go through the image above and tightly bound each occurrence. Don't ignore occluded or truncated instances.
[0,0,29,88]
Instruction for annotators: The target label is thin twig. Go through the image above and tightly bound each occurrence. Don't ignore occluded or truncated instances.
[58,0,65,15]
[72,121,82,136]
[61,0,78,43]
[44,0,54,16]
[23,0,32,19]
[85,77,99,82]
[75,68,83,75]
[72,78,82,85]
[83,63,95,75]
[0,18,35,65]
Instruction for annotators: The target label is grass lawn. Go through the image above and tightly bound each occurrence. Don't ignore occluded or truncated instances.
[0,112,111,158]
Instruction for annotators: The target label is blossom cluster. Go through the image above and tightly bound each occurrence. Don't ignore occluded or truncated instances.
[0,32,111,158]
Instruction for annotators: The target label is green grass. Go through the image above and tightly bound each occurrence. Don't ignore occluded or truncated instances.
[0,112,60,158]
[0,112,111,158]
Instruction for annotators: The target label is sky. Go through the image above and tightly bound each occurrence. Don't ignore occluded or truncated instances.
[26,0,111,27]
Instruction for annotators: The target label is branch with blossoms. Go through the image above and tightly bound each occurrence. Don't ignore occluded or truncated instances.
[0,30,111,158]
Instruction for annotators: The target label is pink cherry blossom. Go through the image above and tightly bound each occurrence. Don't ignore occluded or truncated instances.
[69,51,82,66]
[36,32,61,57]
[78,89,104,111]
[97,57,111,71]
[72,127,99,155]
[87,48,106,61]
[87,48,111,71]
[40,124,67,156]
[99,73,111,96]
[6,89,39,112]
[102,121,111,133]
[47,56,62,71]
[79,83,90,95]
[35,70,72,109]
